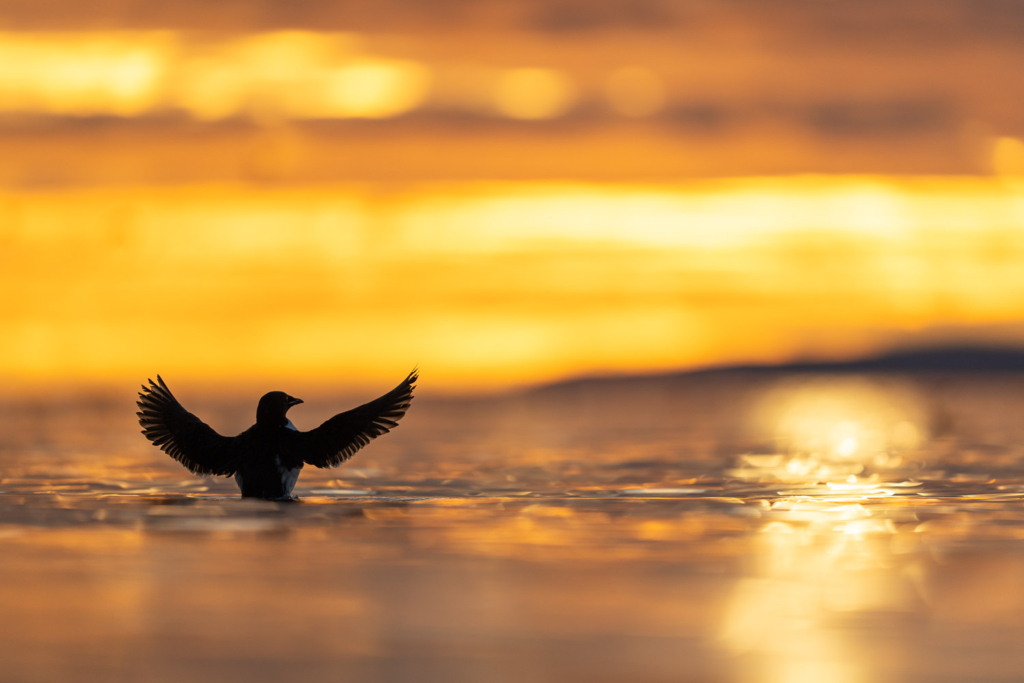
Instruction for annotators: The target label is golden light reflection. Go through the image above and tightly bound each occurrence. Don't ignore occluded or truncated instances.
[721,504,924,683]
[736,378,926,482]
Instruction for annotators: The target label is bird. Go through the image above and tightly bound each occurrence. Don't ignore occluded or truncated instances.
[136,370,417,500]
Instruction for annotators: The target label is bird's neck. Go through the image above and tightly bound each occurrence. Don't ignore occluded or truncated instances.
[256,410,288,428]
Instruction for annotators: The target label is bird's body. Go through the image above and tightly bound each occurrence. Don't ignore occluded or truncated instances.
[226,421,302,499]
[137,372,417,500]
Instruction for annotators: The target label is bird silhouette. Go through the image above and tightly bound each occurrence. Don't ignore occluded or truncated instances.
[137,370,417,499]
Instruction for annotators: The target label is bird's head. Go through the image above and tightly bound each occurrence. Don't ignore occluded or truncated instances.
[256,391,304,426]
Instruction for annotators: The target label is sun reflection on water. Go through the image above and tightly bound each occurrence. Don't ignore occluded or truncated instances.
[734,378,927,484]
[4,376,1024,681]
[721,498,924,683]
[718,378,959,682]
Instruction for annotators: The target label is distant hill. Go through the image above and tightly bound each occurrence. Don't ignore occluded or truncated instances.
[532,346,1024,394]
[715,346,1024,374]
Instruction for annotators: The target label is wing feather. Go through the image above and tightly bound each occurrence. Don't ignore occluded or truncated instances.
[136,376,238,476]
[292,370,417,468]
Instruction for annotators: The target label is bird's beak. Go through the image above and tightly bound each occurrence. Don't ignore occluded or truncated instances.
[288,397,304,407]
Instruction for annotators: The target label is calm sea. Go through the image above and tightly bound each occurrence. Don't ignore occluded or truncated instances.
[2,372,1024,682]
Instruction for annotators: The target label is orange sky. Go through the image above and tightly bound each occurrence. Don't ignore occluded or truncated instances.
[5,177,1024,391]
[3,16,1024,391]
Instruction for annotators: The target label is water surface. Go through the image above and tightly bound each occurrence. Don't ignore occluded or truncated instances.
[3,372,1024,682]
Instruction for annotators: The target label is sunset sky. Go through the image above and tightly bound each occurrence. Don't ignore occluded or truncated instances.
[4,1,1024,391]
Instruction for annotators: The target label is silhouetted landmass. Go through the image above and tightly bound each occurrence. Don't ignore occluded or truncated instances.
[532,346,1024,395]
[725,346,1024,374]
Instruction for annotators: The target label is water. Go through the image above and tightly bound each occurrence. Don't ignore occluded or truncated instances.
[3,372,1024,682]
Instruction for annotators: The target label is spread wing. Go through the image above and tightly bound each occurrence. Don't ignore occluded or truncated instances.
[137,376,239,476]
[291,370,417,468]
